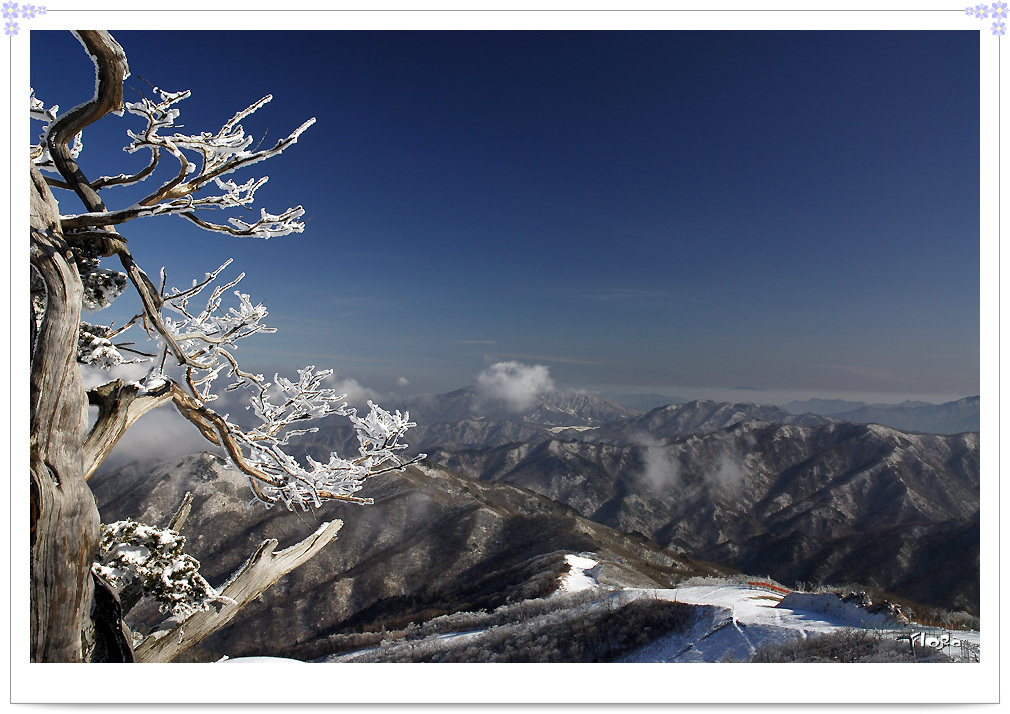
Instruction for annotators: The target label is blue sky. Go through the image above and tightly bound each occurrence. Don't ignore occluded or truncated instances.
[30,29,980,404]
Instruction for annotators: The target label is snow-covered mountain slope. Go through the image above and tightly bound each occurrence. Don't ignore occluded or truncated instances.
[618,583,979,663]
[91,455,732,661]
[317,553,980,664]
[619,584,869,662]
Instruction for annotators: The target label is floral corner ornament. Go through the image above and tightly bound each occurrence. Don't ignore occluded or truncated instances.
[4,3,47,36]
[968,3,1009,35]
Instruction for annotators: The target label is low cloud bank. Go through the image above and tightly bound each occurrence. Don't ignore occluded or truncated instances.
[633,433,682,494]
[713,450,748,491]
[82,362,386,473]
[475,361,555,412]
[97,405,222,473]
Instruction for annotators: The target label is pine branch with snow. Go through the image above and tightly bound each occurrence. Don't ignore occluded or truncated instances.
[93,519,233,619]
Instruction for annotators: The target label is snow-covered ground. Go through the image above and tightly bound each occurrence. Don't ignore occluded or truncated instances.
[560,554,980,663]
[558,553,602,593]
[619,584,980,662]
[619,584,844,662]
[310,553,980,664]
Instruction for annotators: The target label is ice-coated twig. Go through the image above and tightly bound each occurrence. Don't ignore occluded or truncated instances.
[129,264,425,510]
[37,77,314,240]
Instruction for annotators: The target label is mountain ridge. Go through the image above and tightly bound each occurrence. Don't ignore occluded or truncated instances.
[90,452,732,661]
[427,419,979,613]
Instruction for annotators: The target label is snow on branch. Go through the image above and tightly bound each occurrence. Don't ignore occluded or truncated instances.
[93,519,233,619]
[78,322,145,370]
[122,88,316,208]
[30,89,82,174]
[38,78,314,240]
[161,259,274,362]
[133,263,425,511]
[232,375,422,510]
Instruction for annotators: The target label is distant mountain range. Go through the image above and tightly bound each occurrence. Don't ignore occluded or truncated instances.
[781,396,979,435]
[600,393,688,412]
[429,420,979,614]
[285,390,980,614]
[781,398,930,415]
[296,388,641,455]
[90,384,980,660]
[404,387,639,427]
[298,392,979,458]
[401,388,980,438]
[567,400,834,445]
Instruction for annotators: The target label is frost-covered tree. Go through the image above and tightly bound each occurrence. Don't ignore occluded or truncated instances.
[30,30,421,663]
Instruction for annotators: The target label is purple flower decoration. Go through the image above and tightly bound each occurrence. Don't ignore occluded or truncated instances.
[967,5,976,13]
[993,1,1009,19]
[3,1,46,37]
[994,20,1007,35]
[976,3,990,19]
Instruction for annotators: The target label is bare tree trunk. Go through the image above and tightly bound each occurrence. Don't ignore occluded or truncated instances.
[30,163,95,661]
[83,379,174,481]
[30,163,133,662]
[27,31,133,662]
[134,520,343,663]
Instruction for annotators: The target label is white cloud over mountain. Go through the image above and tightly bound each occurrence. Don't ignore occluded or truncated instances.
[475,361,555,412]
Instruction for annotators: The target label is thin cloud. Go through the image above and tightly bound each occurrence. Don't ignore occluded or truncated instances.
[487,352,604,366]
[632,433,682,494]
[822,363,917,385]
[575,288,677,306]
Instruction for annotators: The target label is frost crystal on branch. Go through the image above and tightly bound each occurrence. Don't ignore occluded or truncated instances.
[99,87,316,238]
[79,258,128,311]
[35,80,315,239]
[237,388,421,510]
[149,264,424,510]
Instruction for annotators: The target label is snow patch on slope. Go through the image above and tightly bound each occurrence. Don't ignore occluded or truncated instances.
[618,584,880,662]
[558,553,602,593]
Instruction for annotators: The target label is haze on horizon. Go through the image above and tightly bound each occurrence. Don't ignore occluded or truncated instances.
[30,29,981,409]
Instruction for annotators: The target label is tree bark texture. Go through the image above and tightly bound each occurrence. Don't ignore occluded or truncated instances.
[30,163,133,662]
[83,379,173,481]
[29,162,99,661]
[28,30,134,662]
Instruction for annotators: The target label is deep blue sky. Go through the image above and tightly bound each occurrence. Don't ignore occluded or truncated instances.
[30,30,980,403]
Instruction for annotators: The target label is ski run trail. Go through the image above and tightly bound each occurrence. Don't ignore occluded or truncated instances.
[227,552,980,664]
[561,553,980,663]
